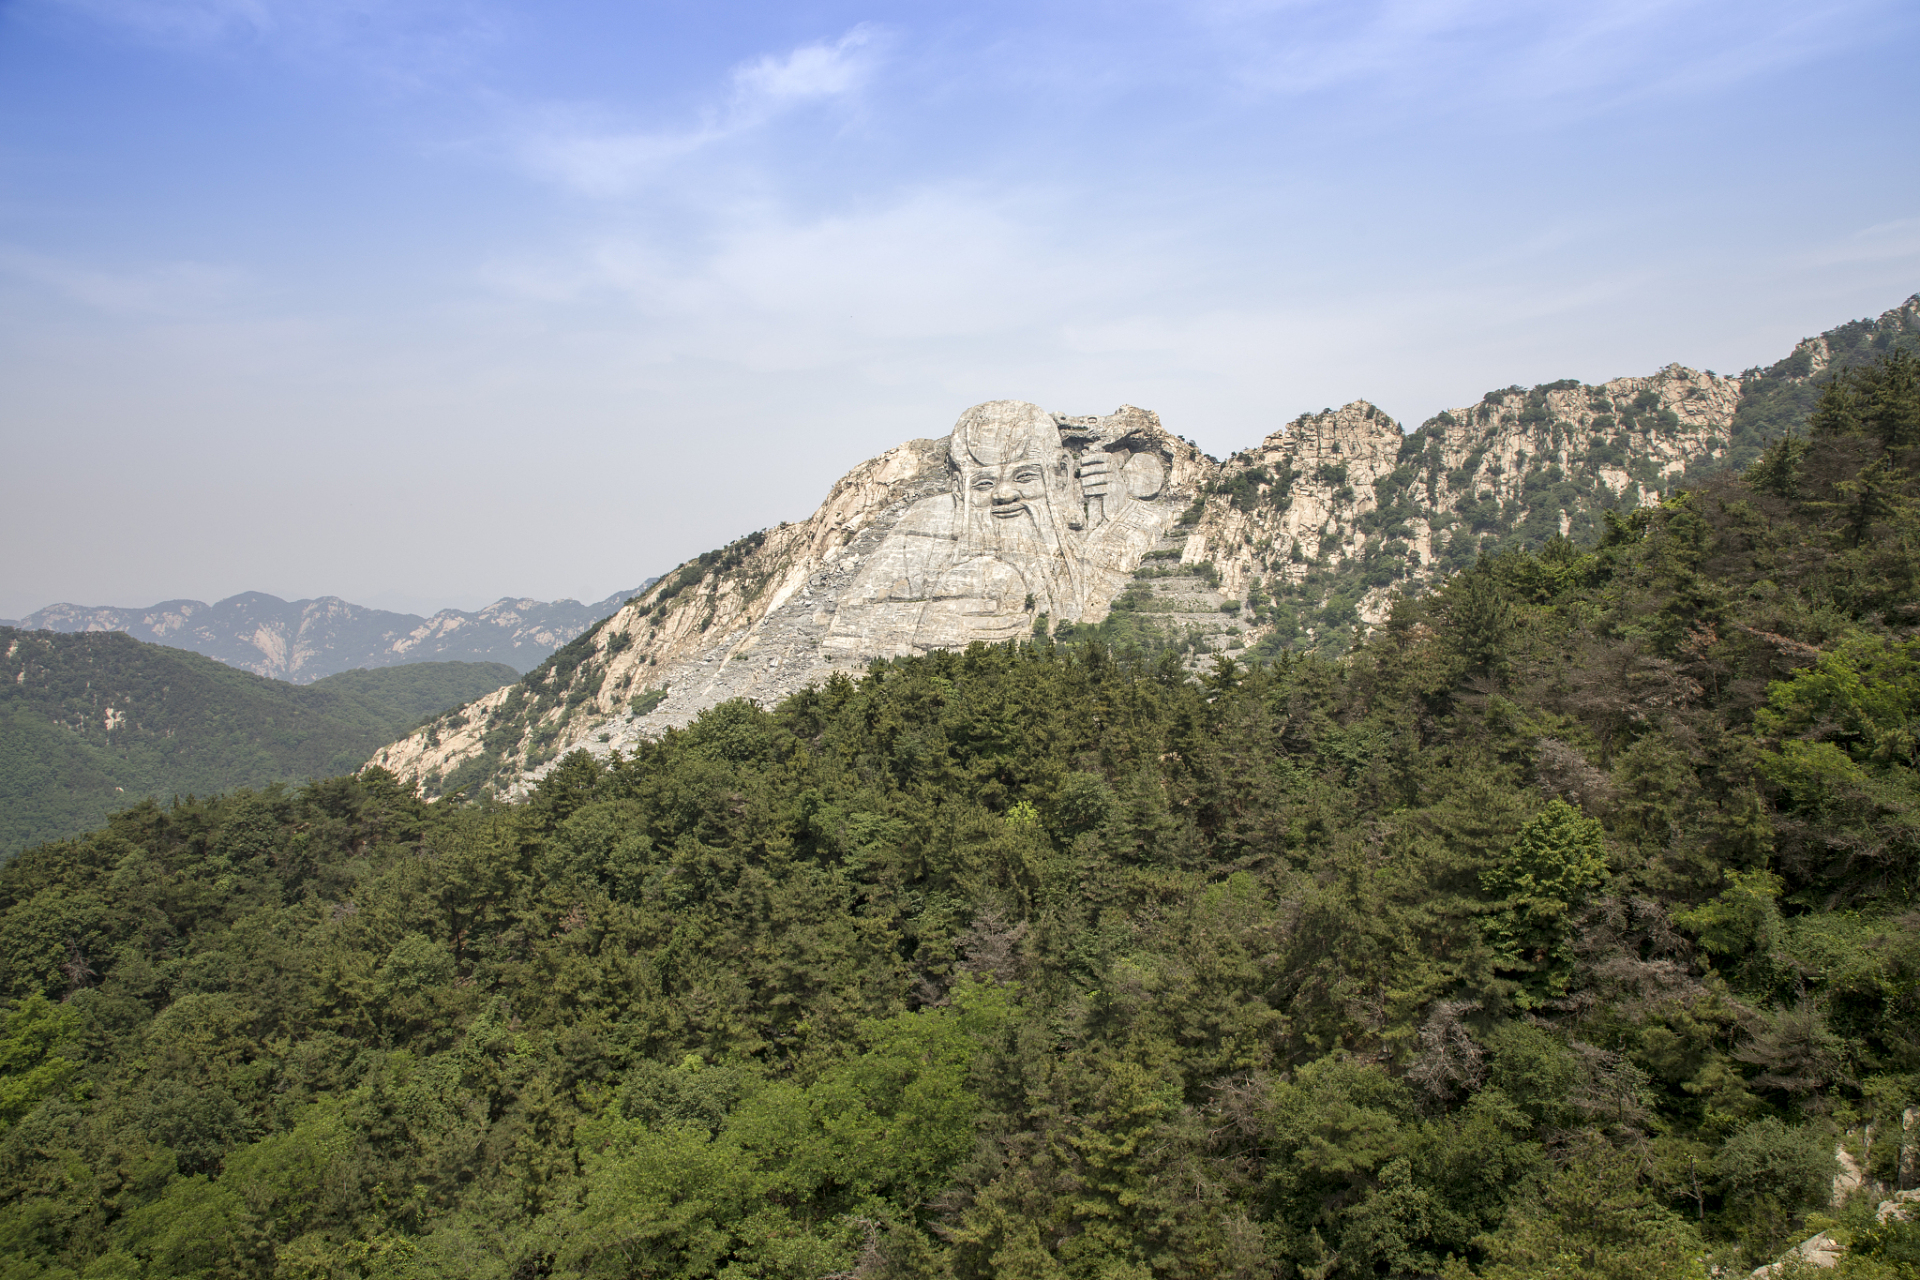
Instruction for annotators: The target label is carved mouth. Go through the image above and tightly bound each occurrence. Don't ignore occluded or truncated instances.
[990,504,1029,518]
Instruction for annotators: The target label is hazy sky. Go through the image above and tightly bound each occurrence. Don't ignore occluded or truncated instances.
[2,0,1916,618]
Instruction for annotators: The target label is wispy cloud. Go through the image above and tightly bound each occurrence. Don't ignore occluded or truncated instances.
[0,247,247,318]
[476,184,1101,367]
[512,25,883,196]
[1188,0,1894,115]
[1806,216,1920,266]
[732,27,878,103]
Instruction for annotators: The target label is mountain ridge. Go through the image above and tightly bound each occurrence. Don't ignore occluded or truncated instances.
[6,314,1920,1280]
[0,585,654,684]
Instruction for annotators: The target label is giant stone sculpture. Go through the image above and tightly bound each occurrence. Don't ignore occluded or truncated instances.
[823,400,1173,656]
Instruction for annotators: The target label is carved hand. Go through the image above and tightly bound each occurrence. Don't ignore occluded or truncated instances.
[918,558,1034,644]
[1077,453,1112,496]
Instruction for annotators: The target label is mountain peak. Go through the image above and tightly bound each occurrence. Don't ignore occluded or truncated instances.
[362,295,1920,801]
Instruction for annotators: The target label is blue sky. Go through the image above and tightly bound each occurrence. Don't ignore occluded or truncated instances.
[2,0,1916,618]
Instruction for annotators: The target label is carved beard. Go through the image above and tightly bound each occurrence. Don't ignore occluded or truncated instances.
[957,460,1086,620]
[983,501,1042,552]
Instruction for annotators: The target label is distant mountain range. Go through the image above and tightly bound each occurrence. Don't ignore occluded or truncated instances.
[0,629,520,856]
[0,585,655,684]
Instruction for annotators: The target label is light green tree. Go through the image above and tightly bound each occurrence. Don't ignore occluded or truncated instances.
[1481,800,1609,1004]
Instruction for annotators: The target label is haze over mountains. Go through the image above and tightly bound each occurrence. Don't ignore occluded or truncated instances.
[0,586,654,683]
[4,293,1920,1278]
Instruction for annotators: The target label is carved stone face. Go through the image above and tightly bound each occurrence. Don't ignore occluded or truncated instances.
[825,399,1179,657]
[969,461,1048,520]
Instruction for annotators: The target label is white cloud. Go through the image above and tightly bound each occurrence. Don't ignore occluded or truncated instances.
[511,26,882,196]
[476,182,1175,371]
[730,25,878,105]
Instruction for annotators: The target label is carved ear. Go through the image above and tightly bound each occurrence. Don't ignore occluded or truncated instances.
[1120,453,1166,499]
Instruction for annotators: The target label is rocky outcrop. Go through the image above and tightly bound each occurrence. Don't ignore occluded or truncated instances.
[1166,364,1745,651]
[365,371,1745,799]
[1749,1189,1920,1278]
[371,404,1212,797]
[1751,1229,1845,1277]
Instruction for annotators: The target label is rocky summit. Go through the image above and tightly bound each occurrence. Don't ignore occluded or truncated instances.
[370,295,1920,800]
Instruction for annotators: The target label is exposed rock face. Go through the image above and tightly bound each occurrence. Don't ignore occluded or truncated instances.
[371,404,1210,797]
[1750,1230,1845,1277]
[2,589,647,682]
[1749,1190,1920,1278]
[1880,1188,1920,1223]
[824,402,1186,654]
[368,294,1920,800]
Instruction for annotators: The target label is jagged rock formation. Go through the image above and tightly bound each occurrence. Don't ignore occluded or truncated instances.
[1174,363,1745,648]
[371,295,1920,801]
[0,587,649,683]
[824,402,1189,653]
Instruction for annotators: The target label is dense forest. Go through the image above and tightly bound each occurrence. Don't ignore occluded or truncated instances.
[1,350,1918,1279]
[0,637,517,857]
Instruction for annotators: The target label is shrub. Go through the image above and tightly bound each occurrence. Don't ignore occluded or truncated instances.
[1716,1118,1834,1210]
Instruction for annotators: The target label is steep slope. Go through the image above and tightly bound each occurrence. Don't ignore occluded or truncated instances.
[0,629,516,855]
[1,586,651,683]
[1719,292,1920,475]
[371,294,1920,800]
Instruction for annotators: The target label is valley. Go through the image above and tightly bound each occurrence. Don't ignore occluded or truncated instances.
[0,632,517,855]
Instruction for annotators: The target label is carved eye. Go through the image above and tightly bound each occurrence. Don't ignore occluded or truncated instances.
[972,476,997,490]
[1012,467,1042,483]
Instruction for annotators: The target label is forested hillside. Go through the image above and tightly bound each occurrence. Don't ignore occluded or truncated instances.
[0,350,1917,1279]
[0,634,516,856]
